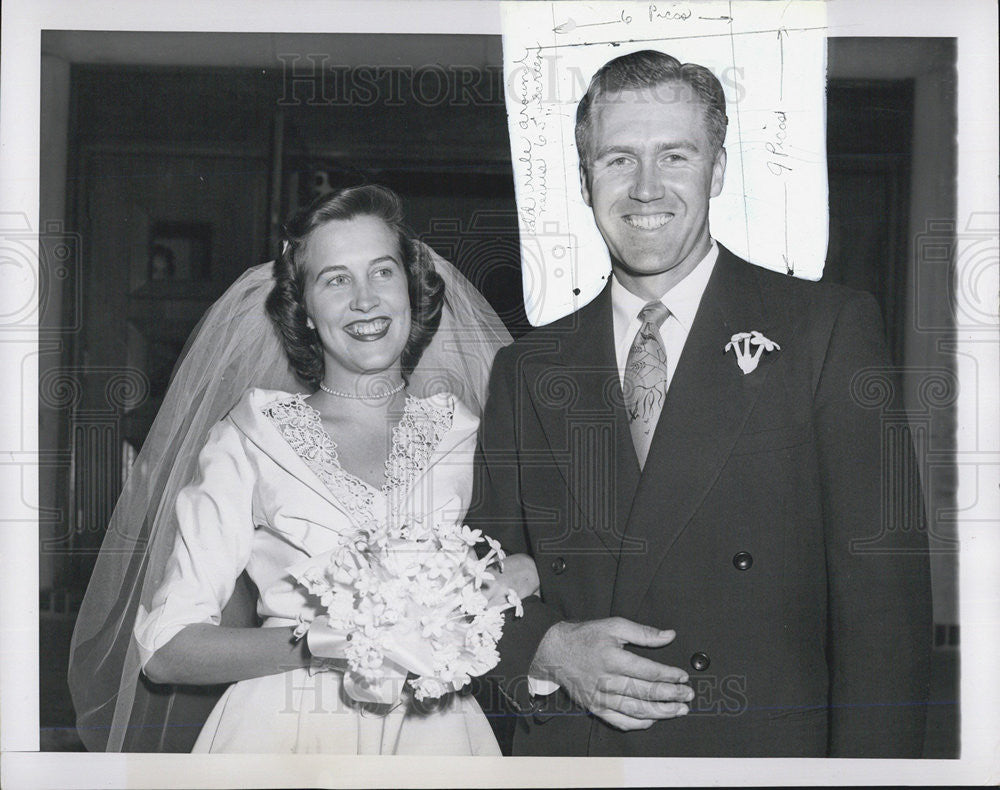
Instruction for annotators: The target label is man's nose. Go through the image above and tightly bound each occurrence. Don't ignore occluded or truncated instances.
[629,160,664,202]
[350,280,380,312]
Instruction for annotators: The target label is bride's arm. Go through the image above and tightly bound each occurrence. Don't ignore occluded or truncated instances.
[143,624,310,686]
[135,418,298,687]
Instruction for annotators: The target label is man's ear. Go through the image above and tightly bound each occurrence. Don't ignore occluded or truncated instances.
[710,147,727,198]
[579,161,592,207]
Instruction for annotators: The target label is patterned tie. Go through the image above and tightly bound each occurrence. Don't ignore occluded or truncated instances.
[624,301,670,469]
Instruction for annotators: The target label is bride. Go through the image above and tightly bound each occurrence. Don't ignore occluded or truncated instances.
[69,184,537,754]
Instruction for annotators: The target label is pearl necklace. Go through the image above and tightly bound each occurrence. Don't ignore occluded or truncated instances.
[318,380,405,400]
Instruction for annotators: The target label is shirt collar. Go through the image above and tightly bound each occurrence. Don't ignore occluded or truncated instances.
[611,241,719,334]
[661,241,718,333]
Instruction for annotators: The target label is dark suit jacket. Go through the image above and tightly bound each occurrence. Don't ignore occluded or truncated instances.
[468,245,931,757]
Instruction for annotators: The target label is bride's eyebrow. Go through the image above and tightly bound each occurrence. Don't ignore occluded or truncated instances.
[368,255,399,267]
[314,264,348,282]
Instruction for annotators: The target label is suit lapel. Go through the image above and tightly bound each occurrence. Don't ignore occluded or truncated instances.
[611,248,777,615]
[522,286,641,558]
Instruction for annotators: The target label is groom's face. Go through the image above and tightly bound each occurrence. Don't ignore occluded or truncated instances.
[580,82,726,296]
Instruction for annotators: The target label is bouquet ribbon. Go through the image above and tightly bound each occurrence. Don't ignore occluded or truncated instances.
[305,614,439,705]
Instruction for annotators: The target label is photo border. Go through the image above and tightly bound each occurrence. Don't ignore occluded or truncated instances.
[2,1,997,787]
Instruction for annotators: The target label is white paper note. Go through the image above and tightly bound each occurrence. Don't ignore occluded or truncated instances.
[501,0,829,326]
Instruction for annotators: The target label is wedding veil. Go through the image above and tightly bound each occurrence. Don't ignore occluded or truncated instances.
[67,243,511,751]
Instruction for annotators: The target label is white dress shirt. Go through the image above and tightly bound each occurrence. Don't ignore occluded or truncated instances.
[527,242,718,700]
[611,241,719,390]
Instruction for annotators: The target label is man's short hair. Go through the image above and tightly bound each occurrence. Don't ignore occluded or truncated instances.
[575,50,729,168]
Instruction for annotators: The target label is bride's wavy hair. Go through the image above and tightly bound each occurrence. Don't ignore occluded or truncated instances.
[266,184,445,390]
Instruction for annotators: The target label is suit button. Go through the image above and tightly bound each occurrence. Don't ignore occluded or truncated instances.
[550,557,566,575]
[691,652,711,672]
[733,551,753,571]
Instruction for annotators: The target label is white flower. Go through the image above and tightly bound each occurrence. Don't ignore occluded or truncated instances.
[465,624,493,652]
[422,550,456,581]
[297,567,331,597]
[483,534,505,561]
[724,331,751,350]
[456,524,483,546]
[325,589,356,627]
[441,666,471,690]
[432,642,462,671]
[412,582,445,609]
[379,579,409,616]
[748,330,780,352]
[474,608,505,640]
[410,676,449,701]
[344,631,385,680]
[355,596,386,631]
[420,613,448,639]
[464,645,500,677]
[724,330,781,375]
[506,590,524,618]
[460,586,489,616]
[469,556,496,590]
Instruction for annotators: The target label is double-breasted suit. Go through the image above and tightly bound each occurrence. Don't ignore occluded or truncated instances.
[469,245,931,757]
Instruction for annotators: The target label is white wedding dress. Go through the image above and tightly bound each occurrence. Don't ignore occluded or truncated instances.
[133,388,500,755]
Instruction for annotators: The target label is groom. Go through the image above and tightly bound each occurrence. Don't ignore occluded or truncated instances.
[469,50,931,757]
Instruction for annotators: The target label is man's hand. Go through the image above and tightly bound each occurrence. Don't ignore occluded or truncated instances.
[530,618,693,731]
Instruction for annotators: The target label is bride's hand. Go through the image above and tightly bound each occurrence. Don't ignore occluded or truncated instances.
[481,553,540,607]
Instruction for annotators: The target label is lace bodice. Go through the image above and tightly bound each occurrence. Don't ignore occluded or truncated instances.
[262,394,454,525]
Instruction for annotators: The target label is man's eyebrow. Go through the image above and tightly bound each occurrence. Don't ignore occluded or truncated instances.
[655,141,700,154]
[593,143,639,160]
[592,140,701,160]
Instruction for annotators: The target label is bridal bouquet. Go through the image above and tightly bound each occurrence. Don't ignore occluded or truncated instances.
[289,517,522,705]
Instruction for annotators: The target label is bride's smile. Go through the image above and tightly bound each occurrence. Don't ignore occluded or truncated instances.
[343,316,392,340]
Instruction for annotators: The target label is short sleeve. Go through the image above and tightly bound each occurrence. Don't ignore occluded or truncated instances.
[133,418,257,670]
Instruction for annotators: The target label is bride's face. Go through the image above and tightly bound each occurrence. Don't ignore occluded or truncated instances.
[300,215,412,382]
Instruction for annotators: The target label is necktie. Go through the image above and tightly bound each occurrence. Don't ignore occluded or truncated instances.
[624,301,670,469]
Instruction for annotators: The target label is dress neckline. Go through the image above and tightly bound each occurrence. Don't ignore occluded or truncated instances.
[295,393,415,496]
[261,392,454,525]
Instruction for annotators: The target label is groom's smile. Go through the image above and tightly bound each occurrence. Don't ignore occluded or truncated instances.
[622,212,674,231]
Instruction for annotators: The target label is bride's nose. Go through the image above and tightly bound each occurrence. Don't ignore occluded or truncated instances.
[350,279,380,312]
